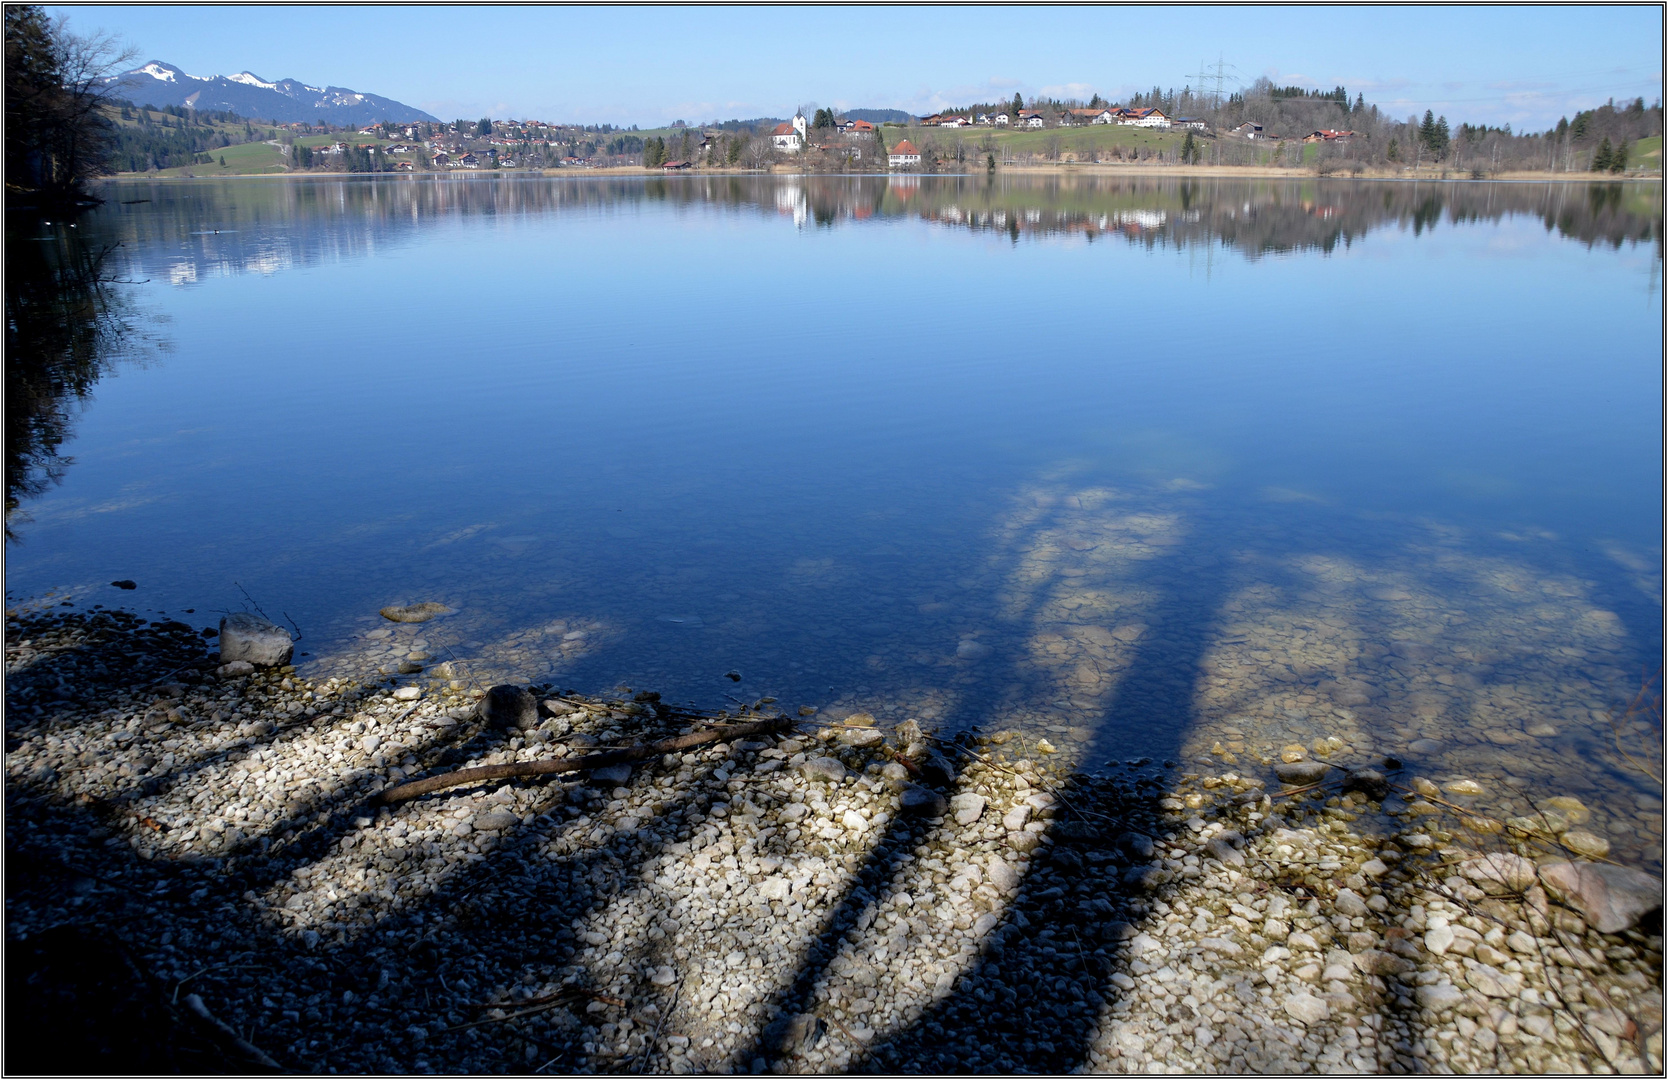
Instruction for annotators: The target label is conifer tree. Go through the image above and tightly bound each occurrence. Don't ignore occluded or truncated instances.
[1592,137,1613,172]
[1611,139,1628,173]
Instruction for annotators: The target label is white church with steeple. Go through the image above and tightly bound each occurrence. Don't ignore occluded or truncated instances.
[770,111,808,152]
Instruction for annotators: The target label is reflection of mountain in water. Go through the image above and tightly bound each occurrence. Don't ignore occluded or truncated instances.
[95,174,1663,287]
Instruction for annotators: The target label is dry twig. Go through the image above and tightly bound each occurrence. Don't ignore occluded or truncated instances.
[375,716,793,804]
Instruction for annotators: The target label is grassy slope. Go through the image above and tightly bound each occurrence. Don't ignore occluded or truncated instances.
[1632,135,1661,169]
[147,139,285,177]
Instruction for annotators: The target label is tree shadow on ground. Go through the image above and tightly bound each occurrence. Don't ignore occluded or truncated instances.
[738,525,1235,1074]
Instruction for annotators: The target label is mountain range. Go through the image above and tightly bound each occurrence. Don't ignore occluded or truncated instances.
[102,61,437,125]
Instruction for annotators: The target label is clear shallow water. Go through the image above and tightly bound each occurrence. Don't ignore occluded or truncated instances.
[7,174,1662,863]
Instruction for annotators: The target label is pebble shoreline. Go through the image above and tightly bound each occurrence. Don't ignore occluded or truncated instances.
[6,606,1663,1074]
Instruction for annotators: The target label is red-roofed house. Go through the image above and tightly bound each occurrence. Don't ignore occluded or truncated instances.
[887,139,921,168]
[1119,107,1171,129]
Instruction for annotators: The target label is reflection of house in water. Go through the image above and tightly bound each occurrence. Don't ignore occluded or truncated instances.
[774,182,808,227]
[107,174,1662,287]
[1110,209,1168,230]
[886,174,922,202]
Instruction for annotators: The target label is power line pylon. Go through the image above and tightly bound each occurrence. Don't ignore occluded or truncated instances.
[1189,54,1238,110]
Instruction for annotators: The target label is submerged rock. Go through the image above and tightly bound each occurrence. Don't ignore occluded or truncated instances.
[217,613,293,667]
[380,603,450,624]
[1561,829,1611,858]
[1274,761,1328,785]
[1342,768,1389,801]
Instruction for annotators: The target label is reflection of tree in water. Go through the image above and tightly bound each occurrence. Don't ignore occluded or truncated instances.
[4,220,156,535]
[97,175,1662,296]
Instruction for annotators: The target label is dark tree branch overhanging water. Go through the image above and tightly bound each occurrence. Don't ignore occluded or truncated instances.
[5,5,135,210]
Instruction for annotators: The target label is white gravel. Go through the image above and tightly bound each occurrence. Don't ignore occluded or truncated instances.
[6,606,1662,1074]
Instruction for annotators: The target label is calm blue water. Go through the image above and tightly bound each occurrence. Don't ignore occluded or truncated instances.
[7,174,1663,849]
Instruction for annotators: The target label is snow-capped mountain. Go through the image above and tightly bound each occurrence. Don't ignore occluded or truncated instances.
[103,61,438,125]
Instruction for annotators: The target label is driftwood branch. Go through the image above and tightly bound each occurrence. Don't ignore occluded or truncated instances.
[181,992,282,1071]
[375,716,794,804]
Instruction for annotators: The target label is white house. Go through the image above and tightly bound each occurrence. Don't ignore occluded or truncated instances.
[1017,110,1045,128]
[770,113,808,152]
[993,112,1010,127]
[1120,108,1171,129]
[887,138,921,167]
[1173,117,1207,131]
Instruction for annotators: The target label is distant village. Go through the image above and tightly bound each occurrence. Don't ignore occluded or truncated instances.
[277,101,1363,175]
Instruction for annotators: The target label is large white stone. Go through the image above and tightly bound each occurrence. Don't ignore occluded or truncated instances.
[1539,860,1664,933]
[218,612,293,667]
[949,792,986,826]
[1283,992,1329,1026]
[1460,852,1537,894]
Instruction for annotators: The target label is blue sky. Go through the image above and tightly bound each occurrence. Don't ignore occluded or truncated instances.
[51,4,1664,131]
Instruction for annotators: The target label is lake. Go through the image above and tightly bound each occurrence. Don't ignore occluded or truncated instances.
[6,173,1662,865]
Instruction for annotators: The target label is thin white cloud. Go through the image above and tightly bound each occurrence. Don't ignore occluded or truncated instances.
[1039,82,1096,100]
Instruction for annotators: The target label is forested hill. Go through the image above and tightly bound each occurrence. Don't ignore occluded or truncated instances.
[840,108,913,124]
[99,61,436,125]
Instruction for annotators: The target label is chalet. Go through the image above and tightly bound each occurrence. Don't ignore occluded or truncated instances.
[887,139,921,167]
[1303,129,1358,143]
[841,119,876,135]
[661,159,692,170]
[1173,117,1207,131]
[1231,122,1263,139]
[920,114,944,127]
[940,115,970,127]
[993,112,1010,126]
[1120,108,1171,129]
[1017,110,1045,128]
[431,151,451,166]
[770,113,808,152]
[459,152,480,167]
[394,160,414,171]
[1064,107,1118,125]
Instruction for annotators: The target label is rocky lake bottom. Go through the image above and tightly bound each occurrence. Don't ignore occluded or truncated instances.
[4,600,1663,1074]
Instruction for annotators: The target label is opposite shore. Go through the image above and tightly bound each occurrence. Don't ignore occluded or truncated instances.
[106,163,1664,183]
